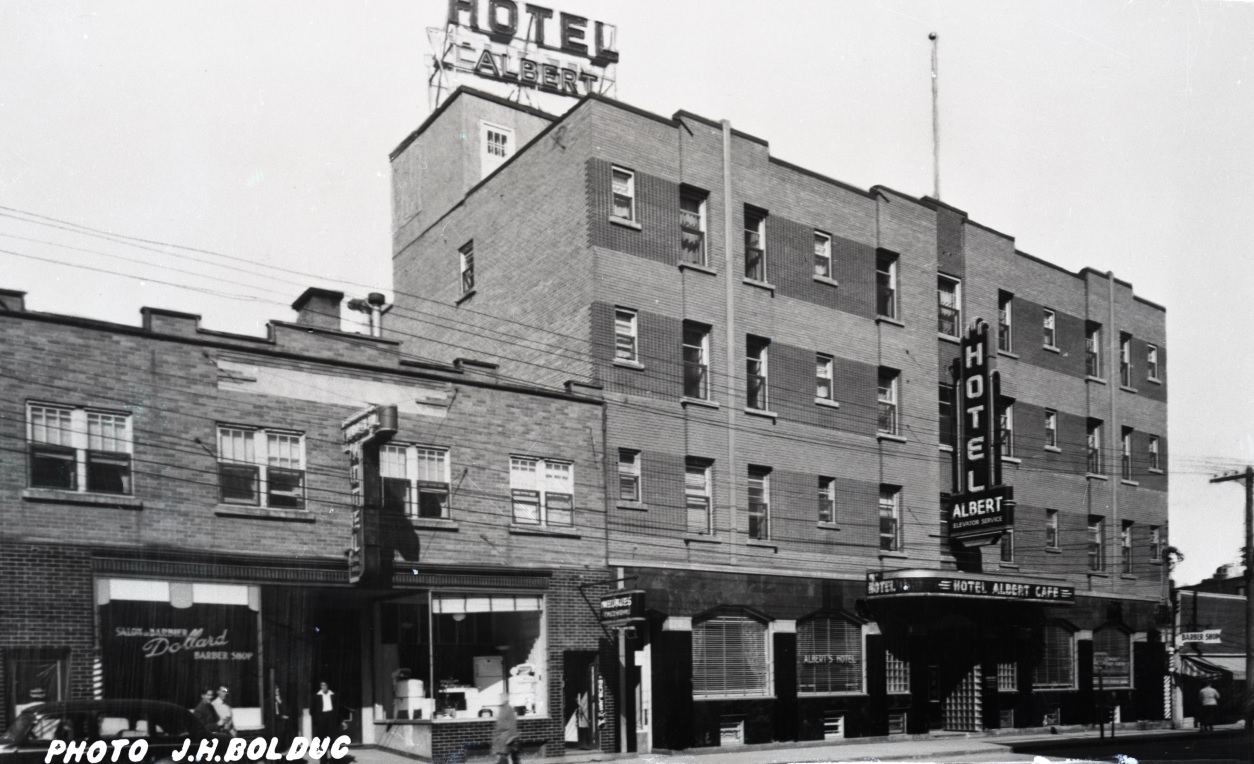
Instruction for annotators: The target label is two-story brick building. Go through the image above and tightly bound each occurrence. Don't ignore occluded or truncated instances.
[386,87,1170,748]
[0,286,616,761]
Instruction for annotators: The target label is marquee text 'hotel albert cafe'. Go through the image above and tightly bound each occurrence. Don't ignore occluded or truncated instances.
[0,1,1169,759]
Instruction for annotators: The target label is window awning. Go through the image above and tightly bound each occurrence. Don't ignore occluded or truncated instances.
[1178,654,1246,681]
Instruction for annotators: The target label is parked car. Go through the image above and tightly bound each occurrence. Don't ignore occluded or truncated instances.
[0,700,228,764]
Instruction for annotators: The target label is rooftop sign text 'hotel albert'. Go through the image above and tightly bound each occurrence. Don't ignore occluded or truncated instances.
[438,0,619,98]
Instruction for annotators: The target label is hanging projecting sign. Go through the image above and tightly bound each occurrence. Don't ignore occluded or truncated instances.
[344,405,398,585]
[1178,629,1223,645]
[947,320,1014,542]
[599,590,645,626]
[429,0,619,107]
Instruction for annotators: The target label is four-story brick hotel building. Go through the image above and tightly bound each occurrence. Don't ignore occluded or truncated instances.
[387,87,1170,749]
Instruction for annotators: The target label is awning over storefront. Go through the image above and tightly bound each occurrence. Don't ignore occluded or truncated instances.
[1178,654,1246,681]
[866,569,1075,605]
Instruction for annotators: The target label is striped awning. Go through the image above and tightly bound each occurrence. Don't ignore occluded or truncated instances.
[1178,654,1246,681]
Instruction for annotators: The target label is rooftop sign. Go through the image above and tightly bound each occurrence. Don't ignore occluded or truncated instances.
[430,0,619,108]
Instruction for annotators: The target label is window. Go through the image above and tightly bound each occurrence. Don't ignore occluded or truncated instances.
[997,291,1014,352]
[433,595,546,717]
[509,457,574,526]
[1120,333,1133,387]
[997,657,1018,693]
[1045,409,1058,450]
[1035,623,1076,689]
[876,252,898,319]
[618,449,641,503]
[1150,526,1162,562]
[1000,529,1015,563]
[1088,516,1106,572]
[693,614,769,698]
[1086,322,1103,378]
[816,354,834,402]
[746,336,770,411]
[1147,344,1160,381]
[998,398,1015,458]
[614,309,638,363]
[744,207,767,282]
[1087,419,1104,474]
[1046,509,1059,549]
[217,426,304,508]
[877,368,899,436]
[480,121,514,179]
[747,466,770,540]
[1093,626,1132,688]
[680,186,708,266]
[1043,308,1057,348]
[818,477,836,524]
[814,231,833,279]
[686,458,712,535]
[683,322,711,400]
[458,241,474,295]
[1121,427,1134,480]
[797,615,862,694]
[1121,521,1134,574]
[939,383,956,448]
[879,486,900,551]
[884,633,910,694]
[380,444,451,519]
[937,275,961,337]
[28,404,133,495]
[611,166,635,221]
[1148,435,1161,471]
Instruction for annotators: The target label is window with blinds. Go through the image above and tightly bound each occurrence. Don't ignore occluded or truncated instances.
[1034,623,1076,689]
[1093,626,1132,688]
[885,632,910,694]
[797,615,862,694]
[693,615,769,698]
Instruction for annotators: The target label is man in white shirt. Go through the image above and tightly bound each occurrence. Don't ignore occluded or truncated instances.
[212,686,236,736]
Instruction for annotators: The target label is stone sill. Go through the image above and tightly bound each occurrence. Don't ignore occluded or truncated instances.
[683,534,721,545]
[813,274,839,288]
[1147,377,1162,385]
[938,333,960,344]
[1121,479,1140,487]
[1045,445,1062,453]
[411,518,460,532]
[939,444,954,452]
[815,398,840,409]
[1086,375,1107,385]
[23,488,143,510]
[1086,473,1109,481]
[817,522,841,531]
[1044,345,1061,354]
[609,215,642,231]
[1003,456,1022,465]
[877,433,907,444]
[679,262,717,276]
[508,524,581,539]
[1087,570,1110,578]
[742,278,776,295]
[1148,468,1164,475]
[616,503,647,513]
[1045,547,1063,555]
[999,563,1021,571]
[876,316,905,328]
[455,289,476,306]
[1120,385,1138,394]
[215,504,314,522]
[879,551,909,561]
[998,349,1020,359]
[745,539,778,552]
[744,408,778,421]
[681,396,719,410]
[613,359,645,370]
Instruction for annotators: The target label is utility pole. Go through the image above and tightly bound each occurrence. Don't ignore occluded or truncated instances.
[1210,466,1254,759]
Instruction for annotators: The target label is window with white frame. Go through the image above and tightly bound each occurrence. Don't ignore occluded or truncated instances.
[692,614,770,698]
[28,403,132,494]
[997,653,1018,693]
[1120,333,1133,387]
[746,336,770,411]
[1034,623,1076,689]
[1150,525,1163,562]
[686,458,712,535]
[1149,435,1161,471]
[1089,515,1106,572]
[1087,419,1104,474]
[817,476,836,524]
[1086,322,1103,378]
[876,252,898,319]
[680,186,708,266]
[747,466,770,540]
[877,368,899,436]
[480,121,514,179]
[884,632,910,694]
[1043,308,1057,348]
[1121,520,1134,574]
[879,485,900,551]
[611,166,635,221]
[217,426,305,509]
[1045,409,1059,450]
[816,354,834,402]
[1046,509,1059,549]
[459,241,474,295]
[998,291,1014,352]
[1147,344,1160,381]
[939,382,956,448]
[614,309,638,363]
[1121,427,1134,480]
[509,456,574,526]
[618,449,641,503]
[744,207,767,282]
[683,322,711,400]
[937,275,961,337]
[814,231,833,279]
[797,614,862,694]
[1000,528,1015,563]
[380,444,450,519]
[998,398,1015,458]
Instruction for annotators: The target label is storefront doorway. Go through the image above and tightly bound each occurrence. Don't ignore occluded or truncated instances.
[312,606,362,742]
[562,651,600,750]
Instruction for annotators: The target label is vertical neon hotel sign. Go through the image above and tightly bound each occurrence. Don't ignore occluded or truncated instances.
[440,0,619,97]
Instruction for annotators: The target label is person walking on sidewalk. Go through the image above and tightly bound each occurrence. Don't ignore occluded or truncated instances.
[1197,682,1220,732]
[492,702,522,764]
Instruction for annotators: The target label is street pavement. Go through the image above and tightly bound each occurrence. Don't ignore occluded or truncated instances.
[339,723,1248,764]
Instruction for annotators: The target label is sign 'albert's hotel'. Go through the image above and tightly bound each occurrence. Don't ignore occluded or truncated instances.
[0,0,1168,759]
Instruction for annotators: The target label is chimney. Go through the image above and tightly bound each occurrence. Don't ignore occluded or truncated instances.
[291,288,345,331]
[0,288,27,312]
[345,292,390,337]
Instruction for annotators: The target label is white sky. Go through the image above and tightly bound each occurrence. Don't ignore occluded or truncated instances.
[1,0,1251,586]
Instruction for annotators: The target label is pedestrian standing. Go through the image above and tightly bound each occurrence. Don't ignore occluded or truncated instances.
[491,701,522,764]
[212,686,236,736]
[313,682,338,740]
[1198,682,1220,732]
[193,688,221,733]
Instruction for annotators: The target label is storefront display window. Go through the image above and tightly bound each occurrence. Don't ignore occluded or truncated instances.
[431,595,546,720]
[797,614,863,694]
[1034,622,1076,689]
[7,649,69,718]
[1092,625,1132,689]
[692,614,769,698]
